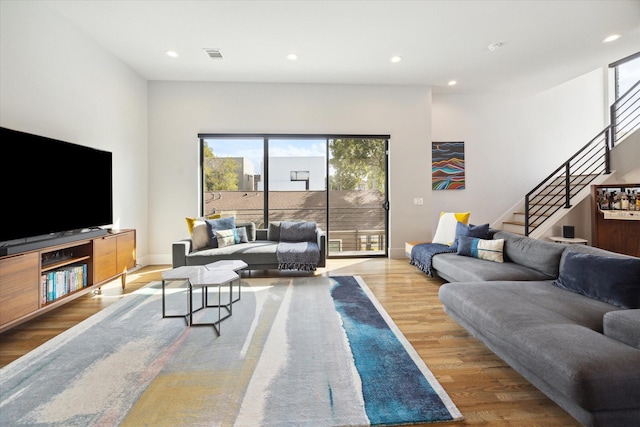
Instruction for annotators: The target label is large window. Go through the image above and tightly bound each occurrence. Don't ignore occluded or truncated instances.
[610,52,640,141]
[199,134,389,257]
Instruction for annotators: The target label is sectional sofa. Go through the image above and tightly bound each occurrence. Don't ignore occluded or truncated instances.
[431,230,640,427]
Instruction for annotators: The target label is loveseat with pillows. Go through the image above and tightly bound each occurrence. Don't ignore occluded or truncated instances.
[413,213,640,426]
[172,216,326,272]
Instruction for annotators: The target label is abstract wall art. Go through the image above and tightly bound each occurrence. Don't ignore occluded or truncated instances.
[432,141,465,190]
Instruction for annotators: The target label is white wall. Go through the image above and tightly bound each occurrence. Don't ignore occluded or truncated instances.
[0,1,150,265]
[148,82,432,261]
[432,68,607,232]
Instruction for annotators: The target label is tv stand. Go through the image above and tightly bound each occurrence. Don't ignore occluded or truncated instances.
[0,229,135,333]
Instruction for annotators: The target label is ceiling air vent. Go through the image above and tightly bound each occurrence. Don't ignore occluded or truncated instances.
[203,48,224,60]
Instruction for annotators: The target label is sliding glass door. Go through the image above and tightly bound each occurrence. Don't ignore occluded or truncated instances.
[328,137,388,256]
[199,134,388,257]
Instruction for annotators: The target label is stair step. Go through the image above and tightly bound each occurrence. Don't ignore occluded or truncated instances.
[503,220,540,228]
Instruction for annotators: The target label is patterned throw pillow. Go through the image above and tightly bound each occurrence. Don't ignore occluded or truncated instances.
[457,236,504,263]
[215,229,238,248]
[432,212,471,245]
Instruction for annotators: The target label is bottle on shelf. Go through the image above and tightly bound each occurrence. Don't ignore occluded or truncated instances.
[621,190,629,210]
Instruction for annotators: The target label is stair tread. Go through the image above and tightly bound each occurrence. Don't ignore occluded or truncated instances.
[503,220,539,227]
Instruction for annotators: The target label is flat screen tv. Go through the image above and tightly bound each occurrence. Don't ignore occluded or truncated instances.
[0,126,113,246]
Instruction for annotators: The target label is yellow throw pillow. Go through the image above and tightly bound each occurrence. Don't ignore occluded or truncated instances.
[432,211,471,245]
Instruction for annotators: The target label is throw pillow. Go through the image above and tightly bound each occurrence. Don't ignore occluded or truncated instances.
[432,211,471,245]
[450,222,490,251]
[205,216,236,248]
[553,252,640,309]
[235,222,256,241]
[235,226,249,244]
[215,229,238,248]
[457,236,504,263]
[191,222,210,251]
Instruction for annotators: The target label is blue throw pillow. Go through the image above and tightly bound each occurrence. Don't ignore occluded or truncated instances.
[553,252,640,309]
[205,216,236,248]
[450,222,490,251]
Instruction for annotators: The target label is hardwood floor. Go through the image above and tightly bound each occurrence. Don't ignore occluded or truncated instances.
[0,258,580,426]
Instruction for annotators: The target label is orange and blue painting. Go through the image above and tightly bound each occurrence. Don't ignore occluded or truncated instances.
[432,141,465,190]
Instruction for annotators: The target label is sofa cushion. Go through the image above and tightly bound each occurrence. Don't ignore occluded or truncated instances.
[267,221,282,241]
[553,252,640,309]
[439,281,640,412]
[493,231,564,278]
[604,310,640,349]
[432,252,553,282]
[450,222,490,251]
[457,236,504,263]
[432,211,470,245]
[185,240,278,266]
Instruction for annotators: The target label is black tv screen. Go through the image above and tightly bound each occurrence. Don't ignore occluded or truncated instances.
[0,127,113,244]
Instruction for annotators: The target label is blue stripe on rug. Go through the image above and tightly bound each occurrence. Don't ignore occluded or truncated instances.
[330,275,460,425]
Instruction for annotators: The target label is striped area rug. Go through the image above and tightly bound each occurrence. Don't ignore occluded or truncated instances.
[0,275,462,426]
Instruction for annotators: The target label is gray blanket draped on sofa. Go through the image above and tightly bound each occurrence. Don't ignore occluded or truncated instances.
[277,221,320,271]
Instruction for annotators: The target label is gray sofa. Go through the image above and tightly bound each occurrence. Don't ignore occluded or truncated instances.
[172,221,326,271]
[435,231,640,427]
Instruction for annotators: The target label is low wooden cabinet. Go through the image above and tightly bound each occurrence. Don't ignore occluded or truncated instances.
[591,184,640,257]
[0,229,136,332]
[94,230,136,289]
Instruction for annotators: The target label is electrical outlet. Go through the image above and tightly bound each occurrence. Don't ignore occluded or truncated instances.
[414,197,424,205]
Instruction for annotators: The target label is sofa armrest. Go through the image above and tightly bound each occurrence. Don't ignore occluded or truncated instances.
[172,238,192,268]
[317,228,326,268]
[604,309,640,349]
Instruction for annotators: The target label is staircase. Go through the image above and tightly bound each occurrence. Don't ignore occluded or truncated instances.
[499,79,640,237]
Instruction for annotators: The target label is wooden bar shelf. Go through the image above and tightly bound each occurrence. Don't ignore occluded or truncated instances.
[591,184,640,257]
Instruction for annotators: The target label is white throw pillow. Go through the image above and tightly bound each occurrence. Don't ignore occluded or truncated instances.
[215,229,238,248]
[432,211,471,245]
[191,220,210,251]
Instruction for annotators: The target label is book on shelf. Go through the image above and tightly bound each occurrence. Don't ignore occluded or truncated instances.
[41,263,88,303]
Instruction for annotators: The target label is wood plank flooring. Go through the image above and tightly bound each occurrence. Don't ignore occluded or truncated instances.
[0,258,580,426]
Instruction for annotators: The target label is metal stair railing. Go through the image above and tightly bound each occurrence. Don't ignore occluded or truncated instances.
[523,79,639,236]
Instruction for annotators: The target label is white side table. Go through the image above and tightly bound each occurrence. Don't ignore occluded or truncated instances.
[161,266,203,325]
[548,236,588,245]
[205,260,248,307]
[188,269,239,335]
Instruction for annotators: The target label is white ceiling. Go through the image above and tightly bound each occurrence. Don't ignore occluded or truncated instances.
[43,0,640,94]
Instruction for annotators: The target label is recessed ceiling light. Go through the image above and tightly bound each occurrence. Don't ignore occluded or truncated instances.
[487,42,504,52]
[448,80,457,86]
[602,34,621,43]
[165,50,179,58]
[287,53,298,61]
[390,55,402,63]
